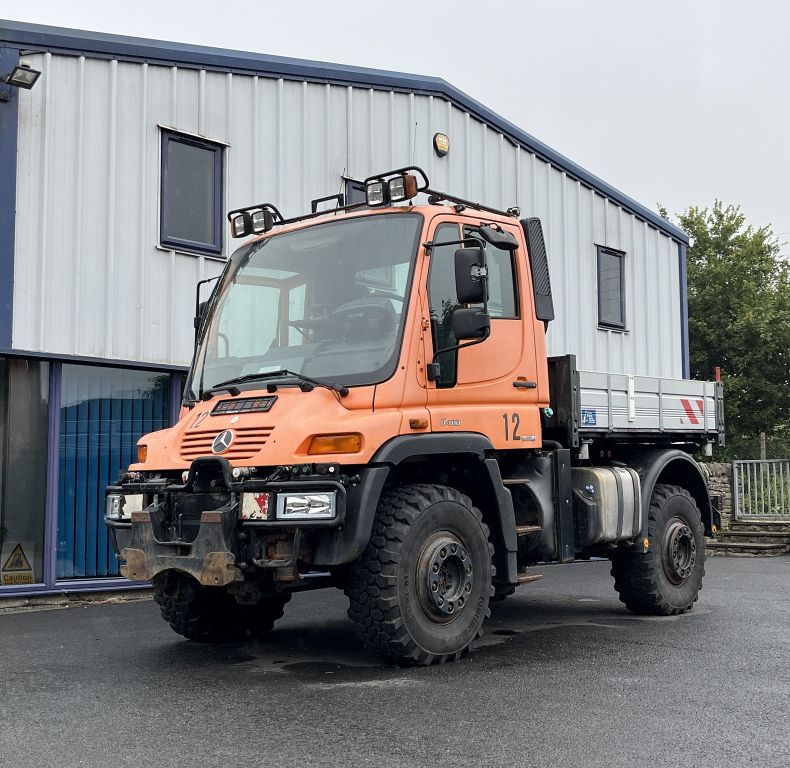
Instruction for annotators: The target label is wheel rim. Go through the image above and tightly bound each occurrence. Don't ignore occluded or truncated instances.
[662,516,697,585]
[417,532,473,621]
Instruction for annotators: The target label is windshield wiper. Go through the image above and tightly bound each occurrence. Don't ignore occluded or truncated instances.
[204,370,349,399]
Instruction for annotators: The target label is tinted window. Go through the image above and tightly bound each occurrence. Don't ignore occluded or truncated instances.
[161,131,223,255]
[464,226,519,319]
[597,247,626,329]
[0,357,49,585]
[427,223,462,387]
[58,365,172,579]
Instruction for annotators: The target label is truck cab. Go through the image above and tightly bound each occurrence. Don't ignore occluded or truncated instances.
[106,167,721,664]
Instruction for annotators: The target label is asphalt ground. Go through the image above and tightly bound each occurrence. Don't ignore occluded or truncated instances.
[1,556,788,768]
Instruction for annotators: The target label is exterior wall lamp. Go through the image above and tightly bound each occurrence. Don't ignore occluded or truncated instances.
[0,61,42,102]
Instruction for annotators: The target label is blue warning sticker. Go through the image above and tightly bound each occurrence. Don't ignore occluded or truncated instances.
[581,409,597,427]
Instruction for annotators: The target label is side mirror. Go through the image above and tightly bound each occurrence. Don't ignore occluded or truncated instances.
[454,247,488,304]
[452,307,490,340]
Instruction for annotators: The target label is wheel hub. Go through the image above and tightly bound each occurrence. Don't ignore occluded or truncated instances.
[419,534,473,618]
[663,517,696,585]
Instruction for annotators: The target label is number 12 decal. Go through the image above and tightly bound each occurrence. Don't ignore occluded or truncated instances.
[502,412,521,441]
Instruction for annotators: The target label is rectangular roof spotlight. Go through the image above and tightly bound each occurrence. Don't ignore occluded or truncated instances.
[2,63,42,89]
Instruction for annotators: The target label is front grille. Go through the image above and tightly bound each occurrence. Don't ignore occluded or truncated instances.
[179,426,273,462]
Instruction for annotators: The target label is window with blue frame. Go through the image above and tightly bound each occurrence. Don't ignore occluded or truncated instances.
[160,129,224,256]
[57,366,172,579]
[0,357,49,586]
[597,246,626,330]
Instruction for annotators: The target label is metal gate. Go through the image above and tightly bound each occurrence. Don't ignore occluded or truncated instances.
[733,460,790,520]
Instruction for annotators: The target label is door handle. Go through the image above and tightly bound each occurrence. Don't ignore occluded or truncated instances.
[513,380,537,389]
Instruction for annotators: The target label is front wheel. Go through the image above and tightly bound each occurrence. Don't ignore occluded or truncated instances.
[611,483,706,615]
[154,573,290,642]
[345,484,494,665]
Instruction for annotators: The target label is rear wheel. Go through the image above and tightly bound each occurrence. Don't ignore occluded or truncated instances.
[345,484,494,665]
[153,573,290,642]
[611,483,705,615]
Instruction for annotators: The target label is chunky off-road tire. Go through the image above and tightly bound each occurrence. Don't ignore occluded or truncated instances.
[154,574,290,642]
[345,483,494,665]
[611,483,705,615]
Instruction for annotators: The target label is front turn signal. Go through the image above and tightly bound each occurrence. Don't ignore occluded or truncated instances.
[137,444,148,463]
[307,433,362,455]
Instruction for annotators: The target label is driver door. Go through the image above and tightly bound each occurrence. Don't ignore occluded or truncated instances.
[421,217,542,450]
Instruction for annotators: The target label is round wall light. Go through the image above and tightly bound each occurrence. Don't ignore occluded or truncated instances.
[433,132,450,157]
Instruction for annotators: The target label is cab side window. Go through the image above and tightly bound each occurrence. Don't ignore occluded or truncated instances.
[463,226,519,319]
[427,223,462,387]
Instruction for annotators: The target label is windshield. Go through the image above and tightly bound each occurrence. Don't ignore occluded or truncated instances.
[187,213,422,399]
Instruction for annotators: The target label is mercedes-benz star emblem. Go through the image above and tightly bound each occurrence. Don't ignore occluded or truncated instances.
[212,429,234,454]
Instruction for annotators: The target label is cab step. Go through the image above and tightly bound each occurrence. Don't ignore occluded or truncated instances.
[517,571,544,585]
[515,525,542,536]
[503,478,532,486]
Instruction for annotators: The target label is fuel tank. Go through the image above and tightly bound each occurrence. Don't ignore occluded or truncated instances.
[571,466,642,547]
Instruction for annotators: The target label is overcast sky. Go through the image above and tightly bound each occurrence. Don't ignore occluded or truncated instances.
[4,0,789,253]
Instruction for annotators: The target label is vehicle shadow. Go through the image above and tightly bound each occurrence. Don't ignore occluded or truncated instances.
[126,587,701,684]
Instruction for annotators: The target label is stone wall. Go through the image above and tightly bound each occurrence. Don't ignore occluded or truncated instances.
[697,462,733,530]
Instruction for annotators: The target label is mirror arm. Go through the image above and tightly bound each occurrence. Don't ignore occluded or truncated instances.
[430,329,491,365]
[422,236,484,252]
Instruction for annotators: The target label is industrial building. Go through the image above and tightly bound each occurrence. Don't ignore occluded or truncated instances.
[0,20,689,597]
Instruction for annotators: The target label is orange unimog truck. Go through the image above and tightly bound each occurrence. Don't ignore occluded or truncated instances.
[105,167,723,664]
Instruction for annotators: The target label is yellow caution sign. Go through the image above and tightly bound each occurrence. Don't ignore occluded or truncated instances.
[1,543,34,586]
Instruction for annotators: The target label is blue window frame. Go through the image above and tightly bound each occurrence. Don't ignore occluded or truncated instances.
[160,130,224,256]
[597,246,626,330]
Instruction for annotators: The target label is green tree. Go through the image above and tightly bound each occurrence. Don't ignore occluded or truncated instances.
[662,202,790,458]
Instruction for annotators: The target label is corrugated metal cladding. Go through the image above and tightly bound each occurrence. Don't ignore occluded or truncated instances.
[12,51,682,378]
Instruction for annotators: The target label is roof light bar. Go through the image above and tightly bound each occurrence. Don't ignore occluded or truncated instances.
[363,166,429,208]
[227,203,284,238]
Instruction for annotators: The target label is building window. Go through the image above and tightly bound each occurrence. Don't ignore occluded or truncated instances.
[160,130,224,256]
[57,365,172,579]
[0,357,49,586]
[597,246,626,330]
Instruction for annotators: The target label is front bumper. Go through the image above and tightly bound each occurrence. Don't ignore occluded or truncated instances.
[109,509,241,586]
[105,458,388,586]
[105,457,352,587]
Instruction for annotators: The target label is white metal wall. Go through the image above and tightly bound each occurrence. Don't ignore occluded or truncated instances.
[13,52,681,377]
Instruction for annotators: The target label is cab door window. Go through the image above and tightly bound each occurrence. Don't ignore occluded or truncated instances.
[428,223,520,387]
[427,223,462,387]
[463,225,519,319]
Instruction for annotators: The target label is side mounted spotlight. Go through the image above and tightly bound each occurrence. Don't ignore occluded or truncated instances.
[0,62,42,101]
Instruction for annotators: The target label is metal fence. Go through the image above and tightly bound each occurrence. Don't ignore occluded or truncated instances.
[733,460,790,520]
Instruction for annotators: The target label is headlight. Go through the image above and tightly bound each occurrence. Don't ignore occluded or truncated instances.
[275,492,336,520]
[365,180,388,206]
[105,493,144,521]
